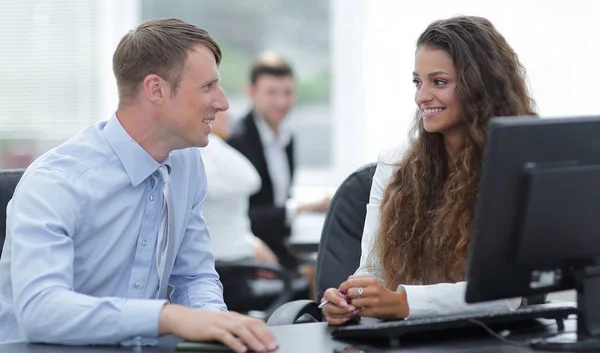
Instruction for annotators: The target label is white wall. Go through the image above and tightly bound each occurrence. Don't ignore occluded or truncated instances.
[334,0,600,165]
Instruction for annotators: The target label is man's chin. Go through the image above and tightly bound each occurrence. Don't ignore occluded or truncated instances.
[197,139,209,148]
[265,114,287,124]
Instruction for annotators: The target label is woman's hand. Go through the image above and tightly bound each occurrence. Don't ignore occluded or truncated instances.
[339,275,409,320]
[320,288,360,326]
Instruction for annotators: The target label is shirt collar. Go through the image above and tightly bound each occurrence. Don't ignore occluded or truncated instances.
[253,114,292,147]
[103,114,172,187]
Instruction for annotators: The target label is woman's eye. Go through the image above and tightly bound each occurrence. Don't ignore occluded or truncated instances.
[434,79,447,86]
[412,79,421,88]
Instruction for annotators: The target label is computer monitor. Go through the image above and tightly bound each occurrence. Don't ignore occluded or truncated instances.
[466,115,600,350]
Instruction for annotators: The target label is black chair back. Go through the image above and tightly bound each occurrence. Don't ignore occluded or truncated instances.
[0,169,25,257]
[315,163,377,299]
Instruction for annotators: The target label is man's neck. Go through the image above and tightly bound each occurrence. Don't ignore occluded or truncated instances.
[116,107,174,163]
[254,111,280,136]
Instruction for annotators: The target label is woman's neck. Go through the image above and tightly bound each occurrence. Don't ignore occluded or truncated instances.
[443,129,465,158]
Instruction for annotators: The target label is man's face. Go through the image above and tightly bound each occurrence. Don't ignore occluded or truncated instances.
[248,75,295,127]
[161,45,229,148]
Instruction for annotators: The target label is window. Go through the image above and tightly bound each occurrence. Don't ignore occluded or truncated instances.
[0,0,103,167]
[142,0,332,169]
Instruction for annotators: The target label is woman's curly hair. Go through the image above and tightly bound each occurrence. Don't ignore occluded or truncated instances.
[374,16,537,289]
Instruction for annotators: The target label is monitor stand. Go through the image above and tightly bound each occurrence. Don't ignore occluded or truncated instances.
[530,266,600,351]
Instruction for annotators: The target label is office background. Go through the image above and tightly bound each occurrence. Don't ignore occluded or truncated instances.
[0,0,598,299]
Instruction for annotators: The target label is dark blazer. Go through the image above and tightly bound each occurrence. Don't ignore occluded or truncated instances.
[227,111,297,268]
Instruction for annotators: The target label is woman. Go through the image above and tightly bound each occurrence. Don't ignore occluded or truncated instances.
[202,111,278,264]
[203,111,312,311]
[322,15,537,325]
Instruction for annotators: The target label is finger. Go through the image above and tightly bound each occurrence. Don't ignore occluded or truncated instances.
[322,301,355,315]
[324,309,361,320]
[350,297,375,309]
[245,319,278,351]
[345,286,375,300]
[228,324,266,353]
[323,288,349,308]
[214,329,248,353]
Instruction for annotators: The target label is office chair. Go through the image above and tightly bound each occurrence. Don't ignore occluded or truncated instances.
[0,169,25,258]
[215,258,303,320]
[267,162,377,325]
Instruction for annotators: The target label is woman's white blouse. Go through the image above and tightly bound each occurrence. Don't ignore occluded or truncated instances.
[354,145,521,318]
[201,134,261,261]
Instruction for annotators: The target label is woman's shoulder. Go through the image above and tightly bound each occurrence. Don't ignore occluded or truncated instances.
[366,142,407,190]
[376,142,407,172]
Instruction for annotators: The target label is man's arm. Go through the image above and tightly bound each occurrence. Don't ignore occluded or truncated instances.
[168,152,227,311]
[9,168,166,345]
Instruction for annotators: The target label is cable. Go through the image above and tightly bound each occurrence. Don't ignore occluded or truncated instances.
[467,318,577,348]
[466,319,531,348]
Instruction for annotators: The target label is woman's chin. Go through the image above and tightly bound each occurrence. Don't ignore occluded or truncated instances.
[423,124,442,134]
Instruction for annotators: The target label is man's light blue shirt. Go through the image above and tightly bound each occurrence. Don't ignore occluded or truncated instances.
[0,115,226,345]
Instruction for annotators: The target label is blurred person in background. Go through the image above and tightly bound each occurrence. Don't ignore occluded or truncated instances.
[203,110,278,265]
[228,53,329,299]
[204,111,312,311]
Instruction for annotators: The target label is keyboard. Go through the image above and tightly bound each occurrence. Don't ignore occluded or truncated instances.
[331,303,577,341]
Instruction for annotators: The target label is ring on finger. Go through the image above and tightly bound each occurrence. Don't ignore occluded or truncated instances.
[357,287,364,298]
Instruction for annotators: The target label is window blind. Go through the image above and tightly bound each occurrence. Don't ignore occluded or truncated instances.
[0,0,101,140]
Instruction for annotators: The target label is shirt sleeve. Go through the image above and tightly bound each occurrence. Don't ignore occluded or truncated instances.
[8,168,167,345]
[401,282,522,318]
[168,151,227,312]
[354,149,396,280]
[354,147,521,318]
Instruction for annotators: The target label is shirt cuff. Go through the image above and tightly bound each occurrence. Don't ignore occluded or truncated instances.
[118,299,168,343]
[399,284,436,319]
[285,199,298,225]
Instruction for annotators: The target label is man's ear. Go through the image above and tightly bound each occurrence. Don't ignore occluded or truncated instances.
[142,74,166,104]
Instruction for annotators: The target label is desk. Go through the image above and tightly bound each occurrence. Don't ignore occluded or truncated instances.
[289,212,326,253]
[2,318,578,353]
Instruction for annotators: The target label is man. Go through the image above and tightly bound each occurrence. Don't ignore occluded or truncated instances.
[0,18,276,353]
[228,53,329,283]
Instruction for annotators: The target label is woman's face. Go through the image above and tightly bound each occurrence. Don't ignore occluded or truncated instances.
[413,45,463,137]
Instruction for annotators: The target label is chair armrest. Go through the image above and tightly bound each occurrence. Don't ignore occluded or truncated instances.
[216,258,288,277]
[215,259,294,320]
[266,299,322,326]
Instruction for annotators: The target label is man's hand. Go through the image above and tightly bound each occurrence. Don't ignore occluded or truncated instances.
[159,304,278,353]
[339,275,409,320]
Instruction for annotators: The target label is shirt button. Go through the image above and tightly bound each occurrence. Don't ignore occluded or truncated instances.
[142,240,147,246]
[134,282,141,289]
[149,194,155,201]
